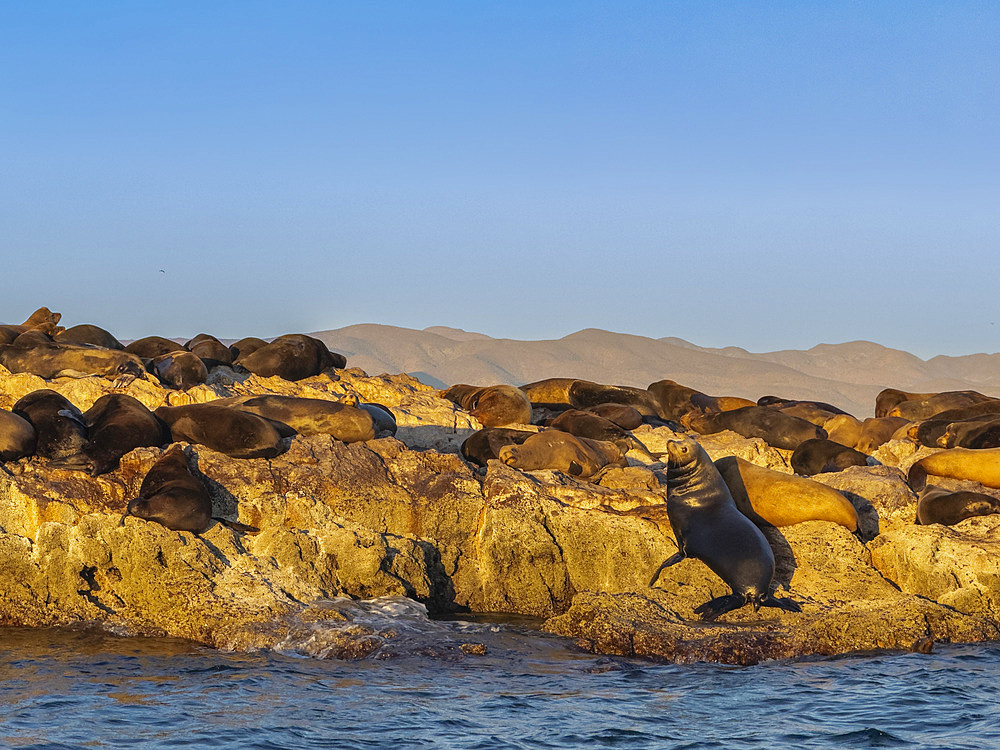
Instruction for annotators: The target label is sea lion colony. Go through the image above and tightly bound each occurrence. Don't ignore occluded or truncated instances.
[3,306,1000,622]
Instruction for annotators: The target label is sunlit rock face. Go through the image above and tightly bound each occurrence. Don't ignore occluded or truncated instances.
[2,361,1000,664]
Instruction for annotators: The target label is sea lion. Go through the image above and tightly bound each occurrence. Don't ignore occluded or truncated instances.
[126,445,213,533]
[54,324,124,350]
[907,447,1000,491]
[757,396,850,415]
[823,414,863,449]
[12,389,89,468]
[0,307,63,340]
[568,381,661,417]
[216,395,376,442]
[498,430,626,479]
[460,427,536,467]
[686,406,826,450]
[886,390,993,421]
[770,403,841,426]
[0,337,146,382]
[149,350,209,390]
[583,403,644,430]
[230,336,268,362]
[855,416,910,454]
[939,417,1000,449]
[790,438,869,476]
[154,403,288,459]
[0,408,37,461]
[184,333,233,367]
[647,379,703,421]
[658,435,800,620]
[916,485,1000,526]
[359,402,397,437]
[546,409,662,461]
[237,333,346,381]
[920,399,1000,424]
[124,336,186,359]
[715,456,859,533]
[81,394,170,475]
[518,378,587,407]
[442,384,533,427]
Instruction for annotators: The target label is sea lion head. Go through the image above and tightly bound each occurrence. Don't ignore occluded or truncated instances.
[665,437,699,468]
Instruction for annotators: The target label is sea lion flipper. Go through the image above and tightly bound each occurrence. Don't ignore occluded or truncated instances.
[649,551,686,586]
[693,594,744,621]
[213,517,261,534]
[759,594,802,613]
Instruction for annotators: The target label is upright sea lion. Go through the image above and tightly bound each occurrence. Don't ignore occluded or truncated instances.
[568,381,660,417]
[498,430,626,479]
[150,350,209,390]
[715,456,859,533]
[546,409,662,461]
[216,395,376,442]
[0,307,63,339]
[12,389,89,468]
[658,436,800,620]
[54,324,124,350]
[855,416,910,454]
[907,447,1000,491]
[126,445,213,533]
[916,485,1000,526]
[124,336,186,359]
[0,408,37,461]
[184,333,233,367]
[686,406,826,450]
[790,438,869,476]
[0,338,146,381]
[81,394,170,475]
[154,404,288,459]
[460,427,536,467]
[237,333,346,381]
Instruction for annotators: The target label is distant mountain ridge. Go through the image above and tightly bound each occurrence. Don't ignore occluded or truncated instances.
[309,324,1000,418]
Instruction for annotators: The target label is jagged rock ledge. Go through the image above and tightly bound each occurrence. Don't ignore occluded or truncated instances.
[2,365,1000,665]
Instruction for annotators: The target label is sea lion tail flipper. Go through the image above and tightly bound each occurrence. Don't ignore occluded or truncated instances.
[627,436,666,462]
[693,594,744,621]
[758,593,802,614]
[213,517,261,534]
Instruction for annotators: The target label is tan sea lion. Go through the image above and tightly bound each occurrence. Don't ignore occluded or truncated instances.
[856,417,910,454]
[460,427,536,467]
[0,337,146,381]
[154,404,288,459]
[546,409,662,461]
[657,436,801,620]
[124,335,187,359]
[583,403,644,430]
[823,414,863,449]
[498,430,626,479]
[216,395,376,442]
[518,378,590,407]
[907,447,1000,491]
[715,456,859,533]
[886,391,993,421]
[647,379,703,421]
[442,384,532,427]
[568,381,660,417]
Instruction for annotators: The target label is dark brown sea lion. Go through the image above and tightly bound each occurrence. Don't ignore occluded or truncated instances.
[584,403,644,430]
[884,390,993,421]
[150,350,209,390]
[460,427,536,467]
[81,394,170,475]
[647,379,703,421]
[154,404,288,459]
[216,395,376,442]
[658,435,800,620]
[498,430,626,479]
[686,406,826,450]
[546,409,662,461]
[54,324,124,350]
[126,445,213,533]
[855,417,910,454]
[124,336,187,359]
[12,389,89,468]
[237,334,346,381]
[757,396,850,416]
[770,403,841,426]
[0,408,37,461]
[359,403,397,437]
[939,417,1000,449]
[230,336,269,362]
[715,456,859,533]
[916,485,1000,526]
[568,381,660,417]
[920,399,1000,423]
[0,337,146,381]
[184,333,233,367]
[790,438,869,476]
[441,384,533,427]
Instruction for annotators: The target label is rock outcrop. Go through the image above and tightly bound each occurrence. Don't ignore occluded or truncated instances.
[3,363,1000,665]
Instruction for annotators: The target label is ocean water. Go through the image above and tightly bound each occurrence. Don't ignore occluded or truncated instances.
[2,599,998,750]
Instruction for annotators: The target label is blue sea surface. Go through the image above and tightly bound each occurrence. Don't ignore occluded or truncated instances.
[1,610,998,750]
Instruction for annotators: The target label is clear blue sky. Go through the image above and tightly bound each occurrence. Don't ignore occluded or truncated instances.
[2,1,997,357]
